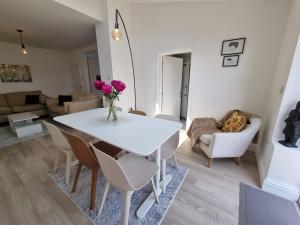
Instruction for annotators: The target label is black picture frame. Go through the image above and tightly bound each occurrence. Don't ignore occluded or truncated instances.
[221,38,246,55]
[223,55,239,67]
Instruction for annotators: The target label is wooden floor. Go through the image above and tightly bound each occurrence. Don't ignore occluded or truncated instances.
[0,130,259,225]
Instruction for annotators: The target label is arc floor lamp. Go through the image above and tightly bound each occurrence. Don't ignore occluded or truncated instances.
[111,9,137,110]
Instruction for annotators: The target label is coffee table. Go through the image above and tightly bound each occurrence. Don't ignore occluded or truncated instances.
[7,112,43,137]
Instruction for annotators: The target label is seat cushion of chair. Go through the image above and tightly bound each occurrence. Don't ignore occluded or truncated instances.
[118,153,158,189]
[92,141,122,158]
[12,104,45,113]
[199,134,212,146]
[0,106,13,115]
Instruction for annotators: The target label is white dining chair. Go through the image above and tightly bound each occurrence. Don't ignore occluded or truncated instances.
[43,121,79,185]
[91,143,160,225]
[155,114,180,192]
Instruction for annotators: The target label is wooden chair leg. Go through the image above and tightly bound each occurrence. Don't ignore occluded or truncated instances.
[208,158,213,168]
[53,150,60,172]
[150,178,159,203]
[90,168,98,210]
[65,152,71,185]
[72,163,82,193]
[98,181,110,217]
[123,191,133,225]
[232,157,241,166]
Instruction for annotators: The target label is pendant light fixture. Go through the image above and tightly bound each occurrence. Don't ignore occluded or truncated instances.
[17,29,28,55]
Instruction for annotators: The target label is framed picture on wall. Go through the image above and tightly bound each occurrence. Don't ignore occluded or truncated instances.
[0,64,32,82]
[221,38,246,55]
[223,55,239,67]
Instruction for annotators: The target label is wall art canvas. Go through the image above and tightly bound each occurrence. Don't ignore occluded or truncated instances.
[221,38,246,55]
[223,55,239,67]
[0,64,32,82]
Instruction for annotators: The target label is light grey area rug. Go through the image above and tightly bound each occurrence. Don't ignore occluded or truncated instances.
[0,121,48,149]
[239,183,300,225]
[48,161,188,225]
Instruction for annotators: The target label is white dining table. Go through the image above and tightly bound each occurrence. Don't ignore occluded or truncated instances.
[54,108,182,218]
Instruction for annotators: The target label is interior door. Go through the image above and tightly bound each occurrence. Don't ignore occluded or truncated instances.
[180,61,190,119]
[162,55,183,119]
[70,64,82,93]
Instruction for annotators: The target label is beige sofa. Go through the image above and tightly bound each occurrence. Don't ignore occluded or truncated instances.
[0,90,49,123]
[46,93,102,117]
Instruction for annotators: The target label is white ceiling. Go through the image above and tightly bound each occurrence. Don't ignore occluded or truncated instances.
[130,0,259,3]
[0,0,100,51]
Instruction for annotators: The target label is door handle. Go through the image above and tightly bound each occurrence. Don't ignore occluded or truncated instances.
[183,86,188,96]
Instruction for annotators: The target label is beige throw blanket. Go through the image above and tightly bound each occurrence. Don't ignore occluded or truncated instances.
[187,118,222,149]
[187,110,259,149]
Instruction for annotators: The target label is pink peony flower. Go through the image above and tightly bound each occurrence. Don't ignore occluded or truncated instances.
[111,80,126,92]
[101,84,113,95]
[94,80,105,91]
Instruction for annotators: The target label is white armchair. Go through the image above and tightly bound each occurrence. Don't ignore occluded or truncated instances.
[199,118,261,167]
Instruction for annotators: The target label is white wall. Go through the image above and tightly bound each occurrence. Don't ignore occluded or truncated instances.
[0,42,72,97]
[257,0,300,188]
[52,0,103,21]
[95,0,135,111]
[107,0,135,111]
[131,1,291,120]
[95,0,114,83]
[258,0,300,200]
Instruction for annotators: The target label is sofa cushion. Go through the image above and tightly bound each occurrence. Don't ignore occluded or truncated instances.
[25,95,40,104]
[58,95,72,106]
[5,91,42,106]
[47,104,65,115]
[12,104,45,113]
[200,134,212,146]
[0,106,13,115]
[0,95,9,107]
[39,94,48,104]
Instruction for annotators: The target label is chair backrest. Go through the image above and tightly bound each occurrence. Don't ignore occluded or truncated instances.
[128,110,147,116]
[155,114,180,159]
[91,144,133,191]
[43,121,70,150]
[63,131,99,168]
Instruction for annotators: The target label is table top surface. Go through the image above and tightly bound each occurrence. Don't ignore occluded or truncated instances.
[7,112,39,122]
[54,108,182,156]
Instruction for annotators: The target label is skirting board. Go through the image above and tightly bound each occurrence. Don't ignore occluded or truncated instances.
[255,149,268,186]
[262,177,300,201]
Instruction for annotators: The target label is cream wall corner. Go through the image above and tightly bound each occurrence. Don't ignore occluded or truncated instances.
[0,42,72,97]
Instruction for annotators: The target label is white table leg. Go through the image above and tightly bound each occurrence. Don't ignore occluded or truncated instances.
[155,147,161,191]
[136,147,162,219]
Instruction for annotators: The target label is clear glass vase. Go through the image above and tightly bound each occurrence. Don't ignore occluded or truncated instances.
[106,98,118,121]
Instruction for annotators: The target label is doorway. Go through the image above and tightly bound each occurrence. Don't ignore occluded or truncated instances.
[86,50,101,93]
[160,52,191,128]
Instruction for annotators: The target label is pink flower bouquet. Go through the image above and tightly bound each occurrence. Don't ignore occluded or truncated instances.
[94,80,126,120]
